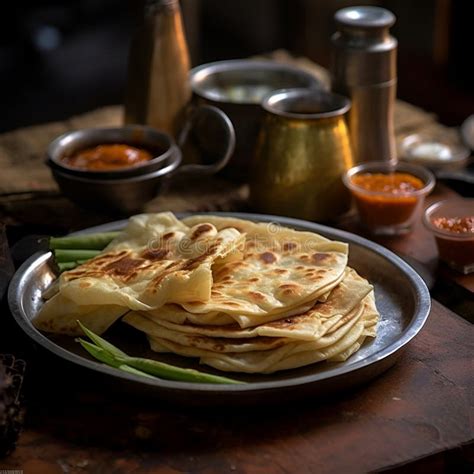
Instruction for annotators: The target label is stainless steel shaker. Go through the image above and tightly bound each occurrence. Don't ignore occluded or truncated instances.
[331,6,397,164]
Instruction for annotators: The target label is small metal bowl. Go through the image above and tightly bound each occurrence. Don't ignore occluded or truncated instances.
[190,60,324,179]
[50,158,180,215]
[46,125,183,214]
[47,126,176,179]
[398,132,470,171]
[46,106,236,214]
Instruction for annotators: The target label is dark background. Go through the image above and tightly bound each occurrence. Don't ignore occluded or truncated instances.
[1,0,472,132]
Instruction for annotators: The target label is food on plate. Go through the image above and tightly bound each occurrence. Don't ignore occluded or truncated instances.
[77,321,243,384]
[176,215,349,322]
[34,292,126,336]
[34,212,380,375]
[48,232,121,272]
[61,144,153,171]
[125,268,377,373]
[53,212,244,309]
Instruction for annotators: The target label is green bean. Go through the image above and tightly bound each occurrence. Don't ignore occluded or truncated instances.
[78,339,154,379]
[50,232,120,250]
[78,321,128,358]
[77,321,244,385]
[57,261,78,272]
[57,259,93,273]
[54,249,101,262]
[122,356,245,385]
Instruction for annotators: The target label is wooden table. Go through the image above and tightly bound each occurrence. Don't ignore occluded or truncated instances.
[0,300,472,473]
[0,100,473,470]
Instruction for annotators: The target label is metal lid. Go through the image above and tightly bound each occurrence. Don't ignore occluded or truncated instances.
[335,6,395,30]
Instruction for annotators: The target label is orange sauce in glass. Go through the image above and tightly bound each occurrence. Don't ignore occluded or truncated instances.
[62,144,153,171]
[351,172,425,227]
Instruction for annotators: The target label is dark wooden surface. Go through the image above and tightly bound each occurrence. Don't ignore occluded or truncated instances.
[0,301,471,474]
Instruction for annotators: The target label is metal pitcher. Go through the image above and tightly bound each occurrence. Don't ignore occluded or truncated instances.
[251,88,353,222]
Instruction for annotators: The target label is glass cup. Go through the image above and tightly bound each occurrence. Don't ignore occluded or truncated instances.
[423,198,474,274]
[343,161,435,235]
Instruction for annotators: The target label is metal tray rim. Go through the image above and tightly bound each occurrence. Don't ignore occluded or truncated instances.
[8,212,431,394]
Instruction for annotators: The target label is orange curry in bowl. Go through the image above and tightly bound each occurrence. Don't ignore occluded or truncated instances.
[61,144,153,171]
[350,172,425,227]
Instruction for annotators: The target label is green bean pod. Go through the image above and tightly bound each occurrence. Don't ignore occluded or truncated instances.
[122,356,245,385]
[78,339,154,379]
[77,321,244,385]
[54,249,101,262]
[57,262,78,272]
[50,232,120,250]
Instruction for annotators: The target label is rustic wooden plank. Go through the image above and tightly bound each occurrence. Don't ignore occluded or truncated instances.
[2,301,472,473]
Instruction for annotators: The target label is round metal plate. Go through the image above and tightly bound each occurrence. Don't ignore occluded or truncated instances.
[8,212,431,405]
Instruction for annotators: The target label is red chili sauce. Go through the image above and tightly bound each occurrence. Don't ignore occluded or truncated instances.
[62,144,153,171]
[432,216,474,234]
[351,172,425,226]
[431,216,474,271]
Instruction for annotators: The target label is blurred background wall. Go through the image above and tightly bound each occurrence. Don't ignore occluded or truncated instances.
[1,0,472,132]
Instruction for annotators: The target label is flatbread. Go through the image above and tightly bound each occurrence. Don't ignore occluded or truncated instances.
[56,213,245,311]
[33,293,127,335]
[360,290,379,337]
[148,306,366,373]
[126,303,362,353]
[176,216,349,321]
[34,213,380,371]
[328,291,379,362]
[143,299,318,327]
[124,268,372,339]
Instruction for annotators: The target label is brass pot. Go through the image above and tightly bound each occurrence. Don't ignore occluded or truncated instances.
[251,88,353,222]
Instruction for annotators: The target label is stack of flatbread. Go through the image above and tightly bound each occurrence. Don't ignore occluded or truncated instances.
[34,212,379,374]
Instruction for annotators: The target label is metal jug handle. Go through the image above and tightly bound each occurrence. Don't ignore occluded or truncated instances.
[173,105,235,176]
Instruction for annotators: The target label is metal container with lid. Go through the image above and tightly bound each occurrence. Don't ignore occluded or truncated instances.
[331,6,397,164]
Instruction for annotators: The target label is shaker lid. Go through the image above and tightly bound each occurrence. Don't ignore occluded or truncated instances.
[335,6,395,29]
